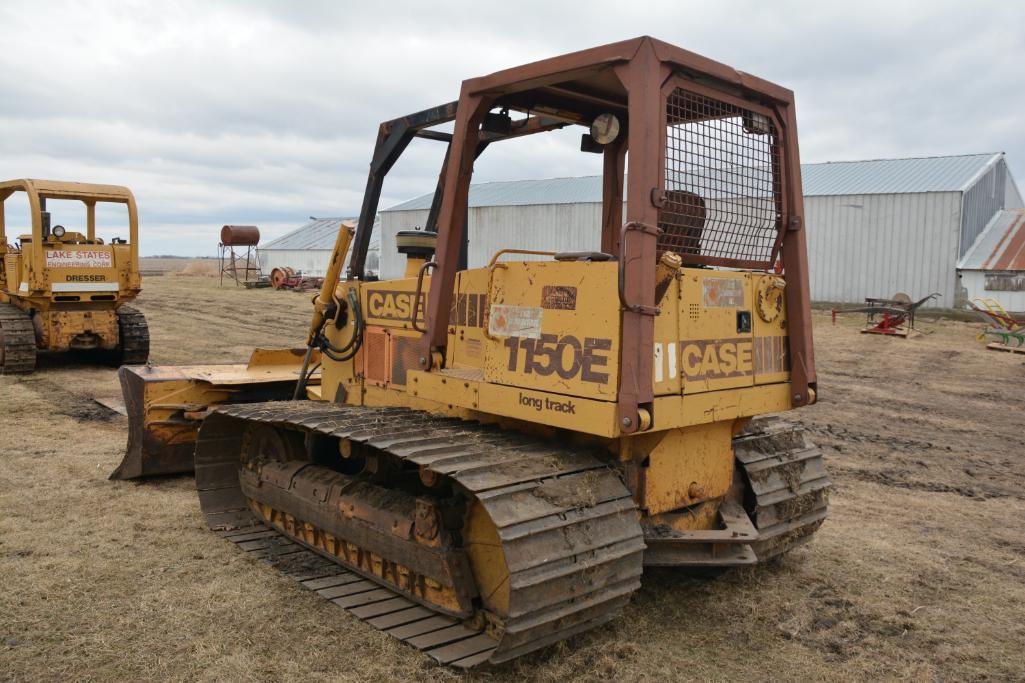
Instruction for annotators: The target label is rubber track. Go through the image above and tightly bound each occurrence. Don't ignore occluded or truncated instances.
[734,417,831,560]
[0,303,36,374]
[117,305,150,365]
[194,401,645,668]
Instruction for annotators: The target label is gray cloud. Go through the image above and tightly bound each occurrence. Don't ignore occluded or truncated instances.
[1,0,1022,255]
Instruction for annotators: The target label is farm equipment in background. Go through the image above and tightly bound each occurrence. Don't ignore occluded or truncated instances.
[269,267,325,292]
[112,37,829,667]
[831,292,940,337]
[0,179,148,374]
[968,298,1025,353]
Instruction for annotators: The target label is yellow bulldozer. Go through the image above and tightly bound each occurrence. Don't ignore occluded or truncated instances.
[111,37,829,667]
[0,179,148,373]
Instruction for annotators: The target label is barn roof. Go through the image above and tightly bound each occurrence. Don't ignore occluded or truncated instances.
[959,209,1025,271]
[383,153,1007,212]
[262,216,380,251]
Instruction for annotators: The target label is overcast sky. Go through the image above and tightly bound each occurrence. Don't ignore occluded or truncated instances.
[2,1,1023,255]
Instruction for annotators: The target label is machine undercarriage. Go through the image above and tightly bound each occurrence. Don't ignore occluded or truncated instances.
[194,402,828,666]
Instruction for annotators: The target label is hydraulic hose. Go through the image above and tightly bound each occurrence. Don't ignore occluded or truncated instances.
[319,288,364,361]
[293,288,364,399]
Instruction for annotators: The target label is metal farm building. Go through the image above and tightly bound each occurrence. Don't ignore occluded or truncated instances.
[260,216,380,278]
[380,153,1022,308]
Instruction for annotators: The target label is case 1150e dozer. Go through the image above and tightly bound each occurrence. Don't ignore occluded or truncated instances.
[112,37,830,667]
[0,180,149,374]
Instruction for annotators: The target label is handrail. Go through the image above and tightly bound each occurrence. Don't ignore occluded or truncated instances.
[618,221,662,316]
[486,248,557,268]
[411,260,437,333]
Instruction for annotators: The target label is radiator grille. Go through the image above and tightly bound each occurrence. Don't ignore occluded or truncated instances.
[662,88,783,268]
[363,328,389,385]
[390,334,421,386]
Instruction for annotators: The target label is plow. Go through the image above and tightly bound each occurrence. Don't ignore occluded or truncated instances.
[831,292,940,337]
[270,267,326,291]
[969,297,1025,353]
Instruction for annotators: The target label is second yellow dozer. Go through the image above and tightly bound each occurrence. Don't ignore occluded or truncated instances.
[0,179,148,373]
[113,37,830,667]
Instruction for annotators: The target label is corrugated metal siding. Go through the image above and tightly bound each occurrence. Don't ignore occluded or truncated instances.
[959,270,1025,313]
[1005,170,1024,209]
[801,154,999,196]
[468,204,604,264]
[259,249,332,277]
[383,154,1006,213]
[804,192,962,306]
[262,217,349,250]
[380,204,604,280]
[960,157,1009,256]
[261,245,380,278]
[385,176,605,212]
[384,194,964,306]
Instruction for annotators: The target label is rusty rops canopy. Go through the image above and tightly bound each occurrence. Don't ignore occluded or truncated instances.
[347,36,816,432]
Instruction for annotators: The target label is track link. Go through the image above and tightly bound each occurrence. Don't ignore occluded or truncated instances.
[734,417,831,560]
[194,401,644,668]
[0,303,37,375]
[116,305,149,365]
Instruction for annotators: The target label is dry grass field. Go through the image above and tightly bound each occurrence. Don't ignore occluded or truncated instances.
[2,274,1025,682]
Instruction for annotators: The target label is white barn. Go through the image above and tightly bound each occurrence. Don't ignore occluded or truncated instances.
[259,216,380,278]
[379,153,1022,307]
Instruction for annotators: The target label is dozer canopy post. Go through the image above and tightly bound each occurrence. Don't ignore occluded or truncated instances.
[613,41,669,431]
[348,103,459,281]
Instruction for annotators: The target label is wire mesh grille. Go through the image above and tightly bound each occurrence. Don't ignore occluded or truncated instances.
[363,329,389,384]
[390,334,420,386]
[662,88,783,266]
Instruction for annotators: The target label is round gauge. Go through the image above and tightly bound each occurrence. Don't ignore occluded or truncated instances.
[590,113,620,145]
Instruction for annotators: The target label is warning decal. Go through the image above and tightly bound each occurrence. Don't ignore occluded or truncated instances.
[488,304,543,339]
[702,277,745,308]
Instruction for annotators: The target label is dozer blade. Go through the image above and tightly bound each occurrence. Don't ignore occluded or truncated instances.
[109,348,319,479]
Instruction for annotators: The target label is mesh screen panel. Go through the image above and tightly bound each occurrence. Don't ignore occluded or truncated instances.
[662,88,783,267]
[390,334,420,386]
[363,329,389,384]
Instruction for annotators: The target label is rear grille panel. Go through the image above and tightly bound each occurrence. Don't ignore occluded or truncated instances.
[390,335,421,386]
[363,328,390,385]
[662,88,784,268]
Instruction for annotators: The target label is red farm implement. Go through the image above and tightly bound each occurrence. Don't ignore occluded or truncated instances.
[832,292,940,338]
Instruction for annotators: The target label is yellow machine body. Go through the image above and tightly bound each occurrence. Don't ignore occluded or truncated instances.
[317,259,792,521]
[0,179,148,372]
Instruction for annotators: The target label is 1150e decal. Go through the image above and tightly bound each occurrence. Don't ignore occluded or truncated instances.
[504,334,611,384]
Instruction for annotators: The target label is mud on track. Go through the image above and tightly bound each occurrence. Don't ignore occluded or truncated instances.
[2,275,1024,681]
